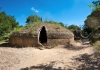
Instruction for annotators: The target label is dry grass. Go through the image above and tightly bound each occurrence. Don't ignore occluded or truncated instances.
[93,41,100,51]
[20,22,71,35]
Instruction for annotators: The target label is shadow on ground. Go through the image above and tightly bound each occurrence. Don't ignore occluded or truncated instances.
[64,44,85,50]
[20,53,100,70]
[20,61,66,70]
[73,53,100,70]
[0,43,23,48]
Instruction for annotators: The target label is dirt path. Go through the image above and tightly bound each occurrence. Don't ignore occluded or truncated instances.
[0,41,99,70]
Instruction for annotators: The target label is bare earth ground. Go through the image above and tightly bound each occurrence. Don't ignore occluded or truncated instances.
[0,40,100,70]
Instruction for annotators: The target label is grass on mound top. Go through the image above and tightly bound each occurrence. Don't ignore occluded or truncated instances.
[20,22,71,35]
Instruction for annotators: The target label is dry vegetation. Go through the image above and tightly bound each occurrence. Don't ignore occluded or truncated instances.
[20,22,71,35]
[93,41,100,51]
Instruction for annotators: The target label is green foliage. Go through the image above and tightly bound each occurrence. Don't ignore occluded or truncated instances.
[82,27,93,36]
[58,22,64,27]
[83,10,100,36]
[83,0,100,36]
[14,25,23,32]
[45,20,64,27]
[88,0,100,11]
[67,24,81,31]
[0,9,19,41]
[26,14,42,24]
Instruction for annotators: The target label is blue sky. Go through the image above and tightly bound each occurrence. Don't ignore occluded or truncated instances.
[0,0,94,26]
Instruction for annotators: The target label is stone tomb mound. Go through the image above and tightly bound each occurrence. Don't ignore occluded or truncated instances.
[9,22,74,48]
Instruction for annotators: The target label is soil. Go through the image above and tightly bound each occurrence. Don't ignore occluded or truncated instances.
[0,40,100,70]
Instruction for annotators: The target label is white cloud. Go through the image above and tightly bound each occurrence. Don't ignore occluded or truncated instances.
[31,7,39,13]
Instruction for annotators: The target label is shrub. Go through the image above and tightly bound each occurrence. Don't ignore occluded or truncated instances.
[93,41,100,51]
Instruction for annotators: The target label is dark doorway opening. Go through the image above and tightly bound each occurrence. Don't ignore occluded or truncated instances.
[39,26,47,44]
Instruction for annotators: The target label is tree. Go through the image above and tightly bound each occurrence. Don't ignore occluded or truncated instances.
[0,10,19,40]
[26,14,42,24]
[83,0,100,36]
[58,22,64,27]
[88,0,100,11]
[83,10,100,36]
[67,24,81,31]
